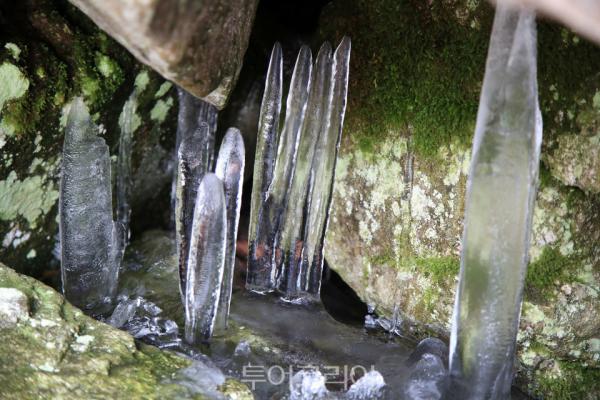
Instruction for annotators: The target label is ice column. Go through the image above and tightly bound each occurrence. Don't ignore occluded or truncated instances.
[174,88,218,297]
[214,128,245,331]
[184,173,227,344]
[60,97,121,310]
[446,5,541,399]
[246,43,283,293]
[246,38,351,301]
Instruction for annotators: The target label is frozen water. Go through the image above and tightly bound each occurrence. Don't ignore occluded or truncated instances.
[246,43,308,293]
[279,43,332,298]
[346,371,386,400]
[289,370,330,400]
[246,43,282,293]
[406,338,449,368]
[404,353,447,400]
[447,5,541,399]
[107,296,179,346]
[184,173,227,344]
[214,128,245,332]
[247,38,351,301]
[173,88,218,296]
[169,360,228,399]
[59,97,121,310]
[116,89,138,251]
[301,37,351,297]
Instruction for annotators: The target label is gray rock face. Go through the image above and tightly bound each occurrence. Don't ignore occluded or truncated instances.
[0,288,29,328]
[68,0,259,108]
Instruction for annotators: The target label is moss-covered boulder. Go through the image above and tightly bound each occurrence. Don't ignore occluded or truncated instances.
[0,0,178,279]
[0,262,255,399]
[318,0,600,398]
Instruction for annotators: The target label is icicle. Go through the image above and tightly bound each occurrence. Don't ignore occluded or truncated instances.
[247,39,351,301]
[266,45,312,288]
[301,37,351,297]
[175,122,210,298]
[174,88,219,298]
[184,173,227,344]
[115,89,138,252]
[214,128,245,331]
[59,97,121,310]
[278,42,333,298]
[446,5,541,399]
[246,43,283,293]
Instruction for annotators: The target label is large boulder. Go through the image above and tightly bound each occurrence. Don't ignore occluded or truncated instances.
[318,0,600,397]
[68,0,259,108]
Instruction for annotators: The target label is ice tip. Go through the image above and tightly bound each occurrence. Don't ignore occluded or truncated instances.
[317,41,333,58]
[223,127,244,147]
[335,36,351,55]
[270,42,283,63]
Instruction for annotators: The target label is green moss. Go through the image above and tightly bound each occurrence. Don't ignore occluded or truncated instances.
[415,256,460,286]
[531,360,600,400]
[525,247,574,300]
[319,0,600,159]
[319,0,488,158]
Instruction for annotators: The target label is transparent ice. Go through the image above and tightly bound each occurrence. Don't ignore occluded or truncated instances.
[173,87,218,296]
[245,42,282,293]
[404,353,447,400]
[214,128,245,332]
[59,97,121,310]
[345,371,386,400]
[115,89,138,252]
[247,38,351,301]
[184,173,227,344]
[108,296,179,346]
[447,5,542,399]
[289,370,331,400]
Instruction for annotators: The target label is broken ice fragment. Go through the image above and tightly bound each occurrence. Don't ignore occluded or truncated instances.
[246,43,283,293]
[184,173,227,344]
[447,5,541,399]
[59,97,121,309]
[214,128,245,331]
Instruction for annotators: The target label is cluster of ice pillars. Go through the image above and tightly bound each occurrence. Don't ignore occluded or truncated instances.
[246,38,351,302]
[174,88,245,344]
[446,4,542,399]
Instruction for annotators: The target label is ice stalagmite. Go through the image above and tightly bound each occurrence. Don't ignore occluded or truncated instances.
[116,89,139,252]
[247,39,351,300]
[214,128,245,331]
[278,43,333,298]
[184,173,227,344]
[446,5,541,399]
[174,88,219,297]
[246,43,283,293]
[60,97,121,310]
[302,37,351,297]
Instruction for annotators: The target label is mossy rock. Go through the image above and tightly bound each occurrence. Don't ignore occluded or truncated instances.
[317,0,600,398]
[0,0,177,280]
[0,262,200,398]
